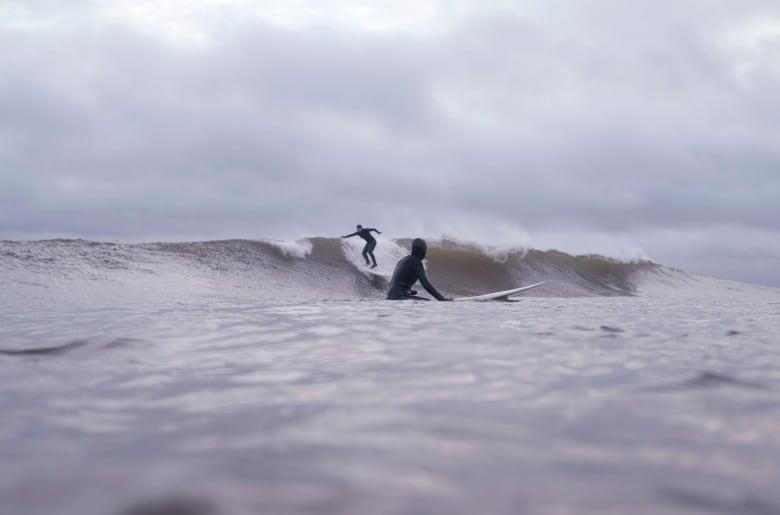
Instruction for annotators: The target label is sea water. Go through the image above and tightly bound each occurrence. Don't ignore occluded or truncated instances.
[1,240,779,514]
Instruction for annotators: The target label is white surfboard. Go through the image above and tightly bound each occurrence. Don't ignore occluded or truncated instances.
[453,281,545,301]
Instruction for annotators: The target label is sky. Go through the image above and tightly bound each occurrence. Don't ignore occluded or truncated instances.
[1,0,779,285]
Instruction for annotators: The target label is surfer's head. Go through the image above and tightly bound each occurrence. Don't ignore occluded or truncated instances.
[356,224,363,230]
[411,238,427,260]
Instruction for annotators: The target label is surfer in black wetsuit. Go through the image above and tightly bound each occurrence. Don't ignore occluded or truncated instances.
[387,238,451,301]
[342,224,382,268]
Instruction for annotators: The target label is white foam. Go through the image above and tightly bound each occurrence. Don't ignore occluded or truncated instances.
[263,238,313,259]
[341,237,408,277]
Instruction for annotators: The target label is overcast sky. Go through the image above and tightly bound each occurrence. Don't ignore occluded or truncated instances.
[1,0,779,285]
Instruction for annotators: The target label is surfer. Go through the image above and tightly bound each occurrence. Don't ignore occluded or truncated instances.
[342,224,382,268]
[387,238,451,301]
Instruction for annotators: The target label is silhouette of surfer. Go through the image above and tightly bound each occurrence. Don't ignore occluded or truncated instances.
[387,238,451,301]
[342,224,381,268]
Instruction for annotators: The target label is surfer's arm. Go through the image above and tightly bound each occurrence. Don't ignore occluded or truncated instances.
[369,228,382,234]
[415,262,446,301]
[342,232,358,238]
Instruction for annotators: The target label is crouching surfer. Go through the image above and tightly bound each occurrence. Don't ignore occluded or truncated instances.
[387,238,452,301]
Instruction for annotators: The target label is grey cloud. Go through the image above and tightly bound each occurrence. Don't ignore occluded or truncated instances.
[1,1,779,285]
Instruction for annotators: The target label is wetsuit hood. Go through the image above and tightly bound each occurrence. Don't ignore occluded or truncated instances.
[411,238,427,260]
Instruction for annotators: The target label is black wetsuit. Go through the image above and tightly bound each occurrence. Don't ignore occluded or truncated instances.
[343,228,380,266]
[387,239,447,301]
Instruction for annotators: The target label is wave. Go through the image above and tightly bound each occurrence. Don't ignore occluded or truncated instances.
[0,237,688,305]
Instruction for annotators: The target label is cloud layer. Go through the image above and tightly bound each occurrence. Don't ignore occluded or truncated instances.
[1,1,779,285]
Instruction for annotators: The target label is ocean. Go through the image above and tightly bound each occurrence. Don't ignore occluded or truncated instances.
[1,238,779,515]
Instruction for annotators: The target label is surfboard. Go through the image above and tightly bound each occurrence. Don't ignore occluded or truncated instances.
[453,281,545,301]
[366,264,393,278]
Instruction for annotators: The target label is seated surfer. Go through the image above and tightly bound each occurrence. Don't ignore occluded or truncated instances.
[387,238,451,301]
[342,224,382,268]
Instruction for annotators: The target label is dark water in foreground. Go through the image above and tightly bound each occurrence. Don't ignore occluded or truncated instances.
[2,293,780,515]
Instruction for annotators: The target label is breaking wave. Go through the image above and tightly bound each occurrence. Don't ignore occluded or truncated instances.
[0,236,683,307]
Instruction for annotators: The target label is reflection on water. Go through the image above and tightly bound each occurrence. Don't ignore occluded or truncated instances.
[1,295,780,515]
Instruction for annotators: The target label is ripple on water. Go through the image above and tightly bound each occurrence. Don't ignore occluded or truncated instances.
[119,496,214,515]
[0,337,148,357]
[681,371,764,390]
[0,339,87,356]
[644,371,766,392]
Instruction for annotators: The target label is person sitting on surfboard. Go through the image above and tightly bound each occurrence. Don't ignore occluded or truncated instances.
[387,238,451,301]
[342,224,382,268]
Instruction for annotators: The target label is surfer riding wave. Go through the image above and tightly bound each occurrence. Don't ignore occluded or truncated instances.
[342,225,382,268]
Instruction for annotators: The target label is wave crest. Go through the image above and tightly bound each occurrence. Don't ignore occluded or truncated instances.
[0,237,671,303]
